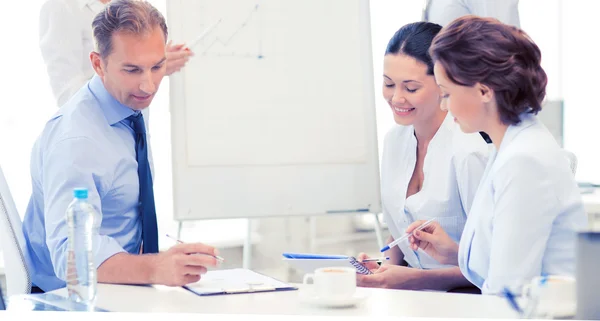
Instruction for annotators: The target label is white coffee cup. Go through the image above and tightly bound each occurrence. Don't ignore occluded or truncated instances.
[522,275,576,318]
[302,267,356,299]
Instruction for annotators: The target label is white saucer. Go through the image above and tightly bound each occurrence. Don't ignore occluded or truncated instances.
[299,290,369,308]
[537,304,576,319]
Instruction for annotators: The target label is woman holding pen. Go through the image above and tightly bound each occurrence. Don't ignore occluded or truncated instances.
[355,21,490,292]
[405,15,586,295]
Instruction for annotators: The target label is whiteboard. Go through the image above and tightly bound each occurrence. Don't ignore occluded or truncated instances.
[167,0,381,220]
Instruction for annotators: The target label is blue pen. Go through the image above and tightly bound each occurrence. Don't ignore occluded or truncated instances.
[502,287,523,315]
[380,218,436,252]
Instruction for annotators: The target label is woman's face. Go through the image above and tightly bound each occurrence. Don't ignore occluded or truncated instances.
[433,61,487,134]
[382,54,443,127]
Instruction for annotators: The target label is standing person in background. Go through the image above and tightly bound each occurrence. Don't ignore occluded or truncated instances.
[423,0,520,28]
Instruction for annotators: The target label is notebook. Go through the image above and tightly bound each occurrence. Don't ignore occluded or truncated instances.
[282,252,373,275]
[183,268,297,296]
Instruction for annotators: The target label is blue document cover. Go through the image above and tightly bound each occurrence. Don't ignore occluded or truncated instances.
[282,252,373,275]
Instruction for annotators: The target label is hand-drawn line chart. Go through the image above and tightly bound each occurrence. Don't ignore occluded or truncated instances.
[196,3,264,60]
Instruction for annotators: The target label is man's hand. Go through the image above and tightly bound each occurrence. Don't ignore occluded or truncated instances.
[166,40,194,75]
[150,242,219,286]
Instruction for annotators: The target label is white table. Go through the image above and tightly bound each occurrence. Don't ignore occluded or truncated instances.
[582,189,600,230]
[49,283,519,318]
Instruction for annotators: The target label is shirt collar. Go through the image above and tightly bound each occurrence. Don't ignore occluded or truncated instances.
[421,111,454,147]
[88,75,137,125]
[496,112,537,155]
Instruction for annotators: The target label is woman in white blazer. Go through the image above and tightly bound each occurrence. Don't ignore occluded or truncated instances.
[355,22,490,291]
[406,15,587,295]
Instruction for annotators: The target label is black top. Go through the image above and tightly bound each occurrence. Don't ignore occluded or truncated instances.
[479,132,493,144]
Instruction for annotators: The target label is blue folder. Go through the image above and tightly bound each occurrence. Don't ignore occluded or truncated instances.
[282,252,372,275]
[282,252,349,259]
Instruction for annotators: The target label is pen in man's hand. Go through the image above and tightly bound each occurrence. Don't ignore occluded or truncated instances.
[166,234,225,262]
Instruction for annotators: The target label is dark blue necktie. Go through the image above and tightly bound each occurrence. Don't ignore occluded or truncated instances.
[127,113,159,254]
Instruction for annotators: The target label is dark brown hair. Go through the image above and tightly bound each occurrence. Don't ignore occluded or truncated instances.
[385,21,442,75]
[92,0,168,58]
[429,15,547,125]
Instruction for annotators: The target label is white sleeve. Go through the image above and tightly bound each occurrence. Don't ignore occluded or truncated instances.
[426,0,521,28]
[425,0,470,26]
[466,0,521,27]
[481,155,557,294]
[39,0,91,107]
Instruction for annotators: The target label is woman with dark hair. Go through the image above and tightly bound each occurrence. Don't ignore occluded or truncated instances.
[355,21,489,291]
[407,15,587,295]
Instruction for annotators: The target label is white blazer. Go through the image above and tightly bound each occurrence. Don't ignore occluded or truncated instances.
[381,113,490,269]
[458,114,587,294]
[424,0,521,28]
[39,0,106,108]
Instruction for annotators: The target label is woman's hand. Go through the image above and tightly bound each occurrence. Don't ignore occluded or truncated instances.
[406,220,459,266]
[356,252,382,272]
[356,265,422,289]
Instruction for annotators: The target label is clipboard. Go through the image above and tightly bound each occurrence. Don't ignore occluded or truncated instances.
[183,268,297,296]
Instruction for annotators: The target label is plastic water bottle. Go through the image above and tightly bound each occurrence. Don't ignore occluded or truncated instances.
[66,188,100,306]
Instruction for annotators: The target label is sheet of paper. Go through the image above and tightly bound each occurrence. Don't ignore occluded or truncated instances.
[185,268,293,295]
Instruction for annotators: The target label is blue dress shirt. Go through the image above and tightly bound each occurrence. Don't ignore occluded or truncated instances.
[22,75,145,292]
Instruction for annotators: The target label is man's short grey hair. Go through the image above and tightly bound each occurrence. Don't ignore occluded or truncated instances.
[92,0,168,58]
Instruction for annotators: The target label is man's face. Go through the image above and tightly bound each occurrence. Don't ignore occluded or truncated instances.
[93,27,167,110]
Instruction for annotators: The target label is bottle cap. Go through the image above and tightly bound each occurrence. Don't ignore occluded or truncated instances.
[73,188,88,199]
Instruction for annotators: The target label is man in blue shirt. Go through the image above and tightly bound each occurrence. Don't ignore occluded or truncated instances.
[22,0,218,292]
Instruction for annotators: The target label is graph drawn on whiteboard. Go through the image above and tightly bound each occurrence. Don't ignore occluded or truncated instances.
[181,0,370,167]
[194,2,264,59]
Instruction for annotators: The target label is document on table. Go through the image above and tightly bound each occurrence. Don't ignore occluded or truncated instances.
[183,268,297,296]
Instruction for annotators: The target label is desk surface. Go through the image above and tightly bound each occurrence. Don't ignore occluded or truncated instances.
[582,190,600,230]
[582,189,600,204]
[49,283,518,318]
